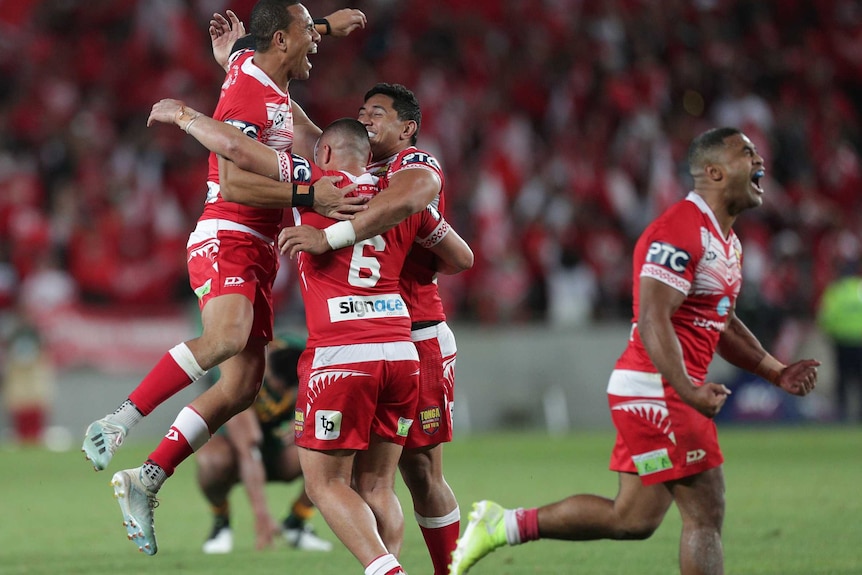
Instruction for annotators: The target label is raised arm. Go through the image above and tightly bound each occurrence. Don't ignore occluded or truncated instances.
[210,10,246,72]
[211,9,367,72]
[716,311,819,396]
[638,278,731,417]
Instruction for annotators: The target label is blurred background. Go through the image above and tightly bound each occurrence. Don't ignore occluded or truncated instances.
[1,0,861,447]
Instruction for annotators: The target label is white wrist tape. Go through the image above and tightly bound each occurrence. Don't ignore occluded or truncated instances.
[324,220,356,250]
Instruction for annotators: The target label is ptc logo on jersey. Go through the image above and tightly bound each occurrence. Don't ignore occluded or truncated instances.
[401,151,441,171]
[420,405,442,436]
[224,119,260,139]
[315,410,342,440]
[645,241,690,274]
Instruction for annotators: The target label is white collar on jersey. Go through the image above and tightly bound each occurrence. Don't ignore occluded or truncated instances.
[686,191,731,241]
[240,55,289,98]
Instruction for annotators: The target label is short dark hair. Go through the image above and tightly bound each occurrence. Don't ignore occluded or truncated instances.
[324,118,371,146]
[230,34,256,56]
[687,127,742,172]
[249,0,301,52]
[364,83,422,145]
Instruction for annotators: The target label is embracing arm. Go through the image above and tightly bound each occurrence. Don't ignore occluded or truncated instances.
[352,169,442,241]
[148,99,281,179]
[428,223,474,275]
[147,99,363,216]
[278,168,441,256]
[638,278,731,417]
[717,311,820,396]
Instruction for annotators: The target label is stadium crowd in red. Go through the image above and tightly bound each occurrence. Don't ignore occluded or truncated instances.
[1,0,860,341]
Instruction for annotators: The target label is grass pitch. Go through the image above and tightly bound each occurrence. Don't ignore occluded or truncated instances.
[0,426,859,574]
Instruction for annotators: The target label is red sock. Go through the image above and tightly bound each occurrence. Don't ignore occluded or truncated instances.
[148,407,211,476]
[516,507,540,542]
[129,349,198,415]
[420,521,460,575]
[147,427,194,477]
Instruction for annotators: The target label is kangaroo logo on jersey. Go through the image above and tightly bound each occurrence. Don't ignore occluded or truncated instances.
[646,241,690,273]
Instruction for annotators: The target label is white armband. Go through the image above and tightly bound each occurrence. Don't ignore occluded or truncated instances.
[324,220,356,250]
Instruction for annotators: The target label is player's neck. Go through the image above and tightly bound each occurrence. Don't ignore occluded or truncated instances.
[252,54,290,92]
[371,144,409,164]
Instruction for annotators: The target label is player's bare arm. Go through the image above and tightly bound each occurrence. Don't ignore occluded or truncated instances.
[211,10,246,72]
[717,311,820,396]
[149,99,280,179]
[224,409,280,550]
[428,223,474,275]
[210,8,366,72]
[148,99,363,217]
[278,168,441,255]
[321,8,367,37]
[638,277,731,417]
[219,156,361,218]
[352,169,442,241]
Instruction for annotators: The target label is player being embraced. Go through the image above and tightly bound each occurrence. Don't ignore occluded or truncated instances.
[281,84,466,575]
[197,334,332,554]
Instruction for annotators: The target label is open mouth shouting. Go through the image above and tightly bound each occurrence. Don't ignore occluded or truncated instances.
[750,169,765,194]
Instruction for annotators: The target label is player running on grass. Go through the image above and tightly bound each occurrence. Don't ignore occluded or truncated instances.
[449,128,820,575]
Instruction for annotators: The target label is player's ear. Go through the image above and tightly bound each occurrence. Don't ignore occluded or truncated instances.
[704,163,723,182]
[401,120,418,142]
[320,143,333,166]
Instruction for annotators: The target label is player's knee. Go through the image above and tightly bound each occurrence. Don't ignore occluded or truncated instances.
[618,515,663,540]
[399,462,433,494]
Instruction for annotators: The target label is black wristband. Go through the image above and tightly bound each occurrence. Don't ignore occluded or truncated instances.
[313,18,331,36]
[292,183,315,207]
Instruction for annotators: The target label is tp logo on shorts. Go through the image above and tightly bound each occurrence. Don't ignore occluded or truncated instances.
[315,410,342,440]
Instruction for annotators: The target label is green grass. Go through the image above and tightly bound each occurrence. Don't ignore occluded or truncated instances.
[1,427,859,574]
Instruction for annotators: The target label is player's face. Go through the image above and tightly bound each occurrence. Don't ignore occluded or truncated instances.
[721,132,765,214]
[284,4,320,81]
[358,94,410,160]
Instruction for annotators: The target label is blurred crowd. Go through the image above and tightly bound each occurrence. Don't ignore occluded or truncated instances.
[1,0,861,340]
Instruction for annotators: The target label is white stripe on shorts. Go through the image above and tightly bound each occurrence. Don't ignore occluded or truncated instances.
[311,341,418,369]
[606,369,664,398]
